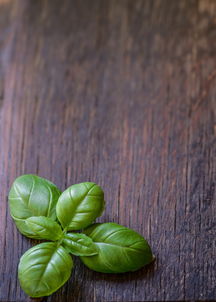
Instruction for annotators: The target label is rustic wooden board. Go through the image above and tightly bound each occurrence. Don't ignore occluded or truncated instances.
[0,0,215,301]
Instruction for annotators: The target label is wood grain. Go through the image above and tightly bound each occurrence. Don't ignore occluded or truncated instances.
[0,0,215,301]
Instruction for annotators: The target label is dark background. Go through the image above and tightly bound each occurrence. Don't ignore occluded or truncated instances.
[0,0,215,301]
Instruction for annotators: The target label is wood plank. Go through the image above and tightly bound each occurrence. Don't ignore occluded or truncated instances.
[0,0,215,301]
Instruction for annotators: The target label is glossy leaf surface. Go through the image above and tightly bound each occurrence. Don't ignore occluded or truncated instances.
[56,182,105,230]
[9,174,61,238]
[62,232,98,256]
[80,223,153,273]
[25,216,63,241]
[18,242,73,298]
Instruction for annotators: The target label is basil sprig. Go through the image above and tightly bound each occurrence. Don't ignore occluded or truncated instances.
[9,174,154,298]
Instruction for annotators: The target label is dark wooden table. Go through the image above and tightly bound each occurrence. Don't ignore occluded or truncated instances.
[0,0,215,301]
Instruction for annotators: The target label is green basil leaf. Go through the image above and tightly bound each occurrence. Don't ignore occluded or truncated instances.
[25,216,63,241]
[18,242,73,298]
[80,223,154,273]
[62,232,98,256]
[56,182,105,231]
[9,216,39,239]
[9,174,61,238]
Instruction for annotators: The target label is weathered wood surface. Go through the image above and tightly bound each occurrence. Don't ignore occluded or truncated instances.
[0,0,215,301]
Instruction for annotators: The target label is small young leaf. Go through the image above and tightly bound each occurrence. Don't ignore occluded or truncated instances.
[25,216,63,241]
[9,215,40,239]
[18,242,73,298]
[56,182,105,231]
[62,232,98,256]
[80,223,154,273]
[9,174,61,238]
